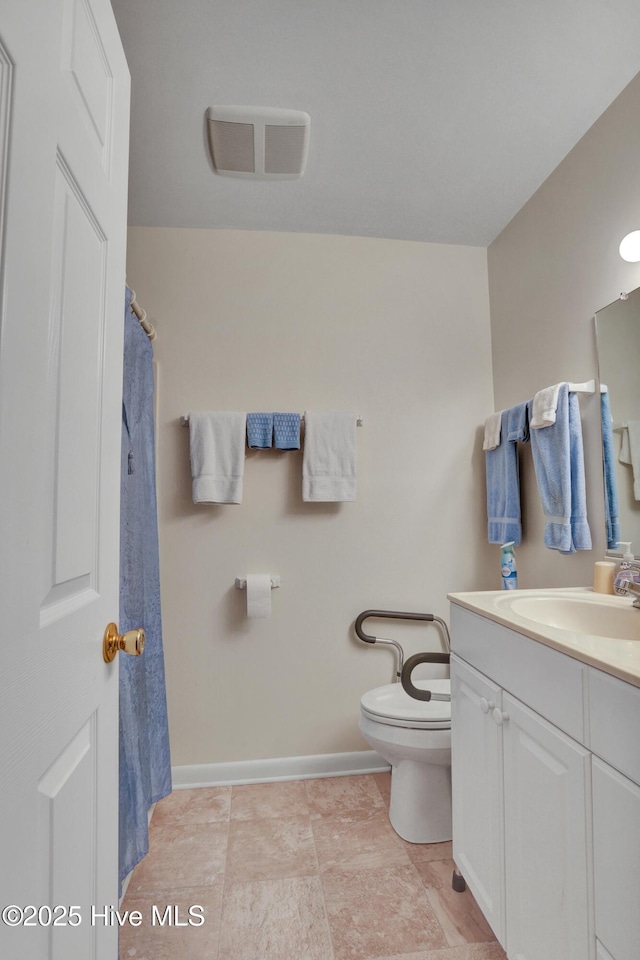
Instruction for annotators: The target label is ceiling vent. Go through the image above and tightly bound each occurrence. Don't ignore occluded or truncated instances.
[206,106,310,180]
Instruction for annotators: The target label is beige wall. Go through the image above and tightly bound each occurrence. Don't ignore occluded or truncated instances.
[126,228,494,765]
[488,71,640,588]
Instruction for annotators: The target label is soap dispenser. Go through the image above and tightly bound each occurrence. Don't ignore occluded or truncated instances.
[613,542,639,595]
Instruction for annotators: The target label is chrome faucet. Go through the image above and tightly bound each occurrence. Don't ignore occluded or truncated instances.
[613,569,640,608]
[623,581,640,608]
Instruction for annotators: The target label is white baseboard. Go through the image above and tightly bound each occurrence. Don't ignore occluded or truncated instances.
[171,750,389,789]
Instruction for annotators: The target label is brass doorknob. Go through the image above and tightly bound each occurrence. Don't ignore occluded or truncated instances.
[103,623,145,662]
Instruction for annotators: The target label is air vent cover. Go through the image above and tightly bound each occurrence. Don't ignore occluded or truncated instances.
[206,106,310,179]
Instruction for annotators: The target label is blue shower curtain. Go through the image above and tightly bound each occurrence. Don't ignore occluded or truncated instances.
[119,288,172,892]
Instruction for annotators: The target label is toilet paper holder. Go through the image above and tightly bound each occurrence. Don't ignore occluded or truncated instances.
[235,576,281,590]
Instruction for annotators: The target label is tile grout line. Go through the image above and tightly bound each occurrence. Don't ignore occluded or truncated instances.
[407,857,450,951]
[304,778,338,960]
[213,811,231,960]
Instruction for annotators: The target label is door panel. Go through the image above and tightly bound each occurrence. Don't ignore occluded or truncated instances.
[42,157,106,617]
[450,654,505,945]
[0,3,129,958]
[503,693,593,960]
[38,718,97,960]
[64,0,114,167]
[592,758,640,960]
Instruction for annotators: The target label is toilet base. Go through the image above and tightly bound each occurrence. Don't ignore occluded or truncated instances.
[359,711,452,845]
[389,756,452,844]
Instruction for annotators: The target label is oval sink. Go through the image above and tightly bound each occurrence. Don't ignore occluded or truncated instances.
[503,594,640,641]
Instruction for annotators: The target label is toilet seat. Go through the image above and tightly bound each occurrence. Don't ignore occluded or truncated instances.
[360,679,451,729]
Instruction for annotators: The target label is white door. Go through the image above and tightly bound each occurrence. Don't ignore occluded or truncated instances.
[0,2,130,958]
[450,654,506,946]
[502,693,593,960]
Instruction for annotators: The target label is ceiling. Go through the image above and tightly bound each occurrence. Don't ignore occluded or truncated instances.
[112,0,640,247]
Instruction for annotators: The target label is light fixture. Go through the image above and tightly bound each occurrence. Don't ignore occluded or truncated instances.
[619,230,640,262]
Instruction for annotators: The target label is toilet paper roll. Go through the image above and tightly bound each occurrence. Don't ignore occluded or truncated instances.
[246,574,272,618]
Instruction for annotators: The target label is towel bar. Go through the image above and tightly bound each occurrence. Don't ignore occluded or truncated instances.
[181,414,363,426]
[567,380,595,394]
[485,380,596,426]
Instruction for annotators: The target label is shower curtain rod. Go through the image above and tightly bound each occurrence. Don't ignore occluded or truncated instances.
[129,288,156,341]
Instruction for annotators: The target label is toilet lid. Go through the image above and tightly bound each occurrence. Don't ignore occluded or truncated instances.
[360,679,451,727]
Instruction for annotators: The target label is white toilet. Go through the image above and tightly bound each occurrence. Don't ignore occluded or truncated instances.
[359,677,452,844]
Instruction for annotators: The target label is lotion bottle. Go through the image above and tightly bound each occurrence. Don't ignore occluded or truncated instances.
[500,541,518,590]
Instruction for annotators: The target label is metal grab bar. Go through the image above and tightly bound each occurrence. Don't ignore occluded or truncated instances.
[354,609,451,680]
[401,652,451,701]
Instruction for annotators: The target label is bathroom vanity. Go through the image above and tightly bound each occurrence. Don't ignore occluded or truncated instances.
[448,588,640,960]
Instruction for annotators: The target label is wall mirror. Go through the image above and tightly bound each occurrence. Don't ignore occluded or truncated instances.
[595,285,640,558]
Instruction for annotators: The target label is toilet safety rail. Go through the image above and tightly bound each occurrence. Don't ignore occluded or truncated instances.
[354,610,451,697]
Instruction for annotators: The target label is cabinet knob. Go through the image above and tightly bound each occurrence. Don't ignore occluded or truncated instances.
[493,708,509,726]
[479,697,495,715]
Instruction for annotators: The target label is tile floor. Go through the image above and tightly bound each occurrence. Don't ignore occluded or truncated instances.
[120,772,506,960]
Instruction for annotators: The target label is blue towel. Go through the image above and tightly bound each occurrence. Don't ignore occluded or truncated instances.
[273,412,301,450]
[247,412,273,449]
[529,384,592,553]
[567,390,592,551]
[601,391,620,549]
[485,402,529,545]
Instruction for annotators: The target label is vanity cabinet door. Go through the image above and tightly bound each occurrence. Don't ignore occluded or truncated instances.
[450,655,505,946]
[502,693,593,960]
[592,758,640,960]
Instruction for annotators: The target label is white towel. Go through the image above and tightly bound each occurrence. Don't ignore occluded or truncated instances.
[189,411,246,503]
[619,421,640,500]
[530,383,563,429]
[483,412,502,451]
[302,412,357,502]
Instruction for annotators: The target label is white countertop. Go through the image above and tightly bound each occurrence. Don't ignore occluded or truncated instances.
[448,587,640,688]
